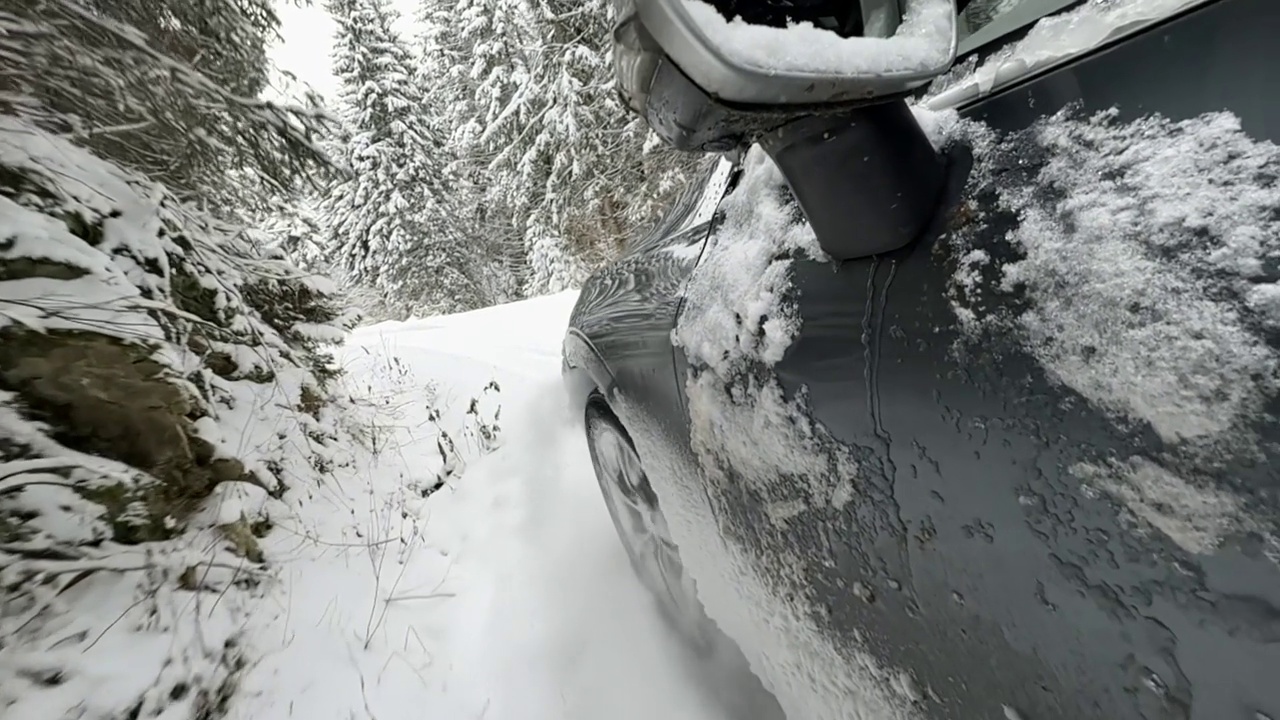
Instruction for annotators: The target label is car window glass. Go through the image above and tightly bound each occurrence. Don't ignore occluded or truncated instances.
[928,0,1212,110]
[956,0,1079,54]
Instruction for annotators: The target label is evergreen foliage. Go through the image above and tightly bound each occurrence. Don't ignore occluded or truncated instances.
[321,0,492,319]
[318,0,699,313]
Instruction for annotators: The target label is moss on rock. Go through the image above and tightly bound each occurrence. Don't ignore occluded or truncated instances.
[0,329,260,542]
[62,211,106,246]
[170,265,222,325]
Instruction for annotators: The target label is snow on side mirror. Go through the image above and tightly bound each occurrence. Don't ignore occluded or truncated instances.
[611,0,957,151]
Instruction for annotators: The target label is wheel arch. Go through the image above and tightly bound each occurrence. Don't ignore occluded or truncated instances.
[561,328,616,412]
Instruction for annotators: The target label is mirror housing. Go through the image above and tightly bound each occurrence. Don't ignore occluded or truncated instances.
[612,0,957,150]
[612,0,965,261]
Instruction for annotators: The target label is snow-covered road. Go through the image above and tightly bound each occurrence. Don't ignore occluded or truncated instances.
[228,291,777,720]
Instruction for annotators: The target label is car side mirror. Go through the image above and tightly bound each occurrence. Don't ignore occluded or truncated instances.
[612,0,957,150]
[612,0,964,261]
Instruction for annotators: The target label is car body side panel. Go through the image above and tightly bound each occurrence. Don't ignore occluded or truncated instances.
[568,221,709,414]
[668,0,1280,718]
[766,1,1280,718]
[565,160,734,433]
[568,1,1279,718]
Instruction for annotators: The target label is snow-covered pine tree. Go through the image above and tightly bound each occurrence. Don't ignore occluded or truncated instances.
[415,0,700,297]
[416,0,534,301]
[323,0,489,319]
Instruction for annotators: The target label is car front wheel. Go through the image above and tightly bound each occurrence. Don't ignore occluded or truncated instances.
[584,393,715,650]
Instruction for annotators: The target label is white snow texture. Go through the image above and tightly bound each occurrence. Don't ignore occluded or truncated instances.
[682,0,955,76]
[945,108,1279,445]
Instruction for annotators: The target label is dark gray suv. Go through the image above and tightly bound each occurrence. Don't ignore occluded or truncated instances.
[562,1,1280,718]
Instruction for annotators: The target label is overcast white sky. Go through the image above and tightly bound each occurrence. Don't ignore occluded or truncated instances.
[268,0,419,103]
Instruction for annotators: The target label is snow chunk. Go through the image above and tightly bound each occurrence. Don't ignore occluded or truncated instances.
[682,0,955,76]
[193,480,273,529]
[1248,283,1280,328]
[686,372,861,515]
[1073,457,1251,555]
[927,0,1210,109]
[950,109,1280,443]
[910,105,966,151]
[674,147,826,375]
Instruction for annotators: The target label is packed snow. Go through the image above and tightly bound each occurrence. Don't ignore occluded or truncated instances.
[943,108,1280,446]
[1071,458,1253,556]
[674,147,826,376]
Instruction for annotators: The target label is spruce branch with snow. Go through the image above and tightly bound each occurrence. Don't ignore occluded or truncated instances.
[0,0,335,217]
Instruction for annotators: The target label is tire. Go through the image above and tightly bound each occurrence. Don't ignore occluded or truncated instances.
[584,393,718,651]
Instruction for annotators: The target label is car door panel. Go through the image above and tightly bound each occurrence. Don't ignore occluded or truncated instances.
[956,0,1280,141]
[667,1,1280,718]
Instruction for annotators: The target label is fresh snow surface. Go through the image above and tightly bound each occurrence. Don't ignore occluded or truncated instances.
[224,291,761,720]
[681,0,955,76]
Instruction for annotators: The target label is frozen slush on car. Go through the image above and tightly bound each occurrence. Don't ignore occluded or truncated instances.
[566,1,1280,719]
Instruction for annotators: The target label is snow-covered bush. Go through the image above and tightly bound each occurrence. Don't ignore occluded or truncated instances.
[0,1,353,715]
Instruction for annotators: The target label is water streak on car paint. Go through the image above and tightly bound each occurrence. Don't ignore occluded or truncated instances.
[862,259,886,437]
[1001,706,1027,720]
